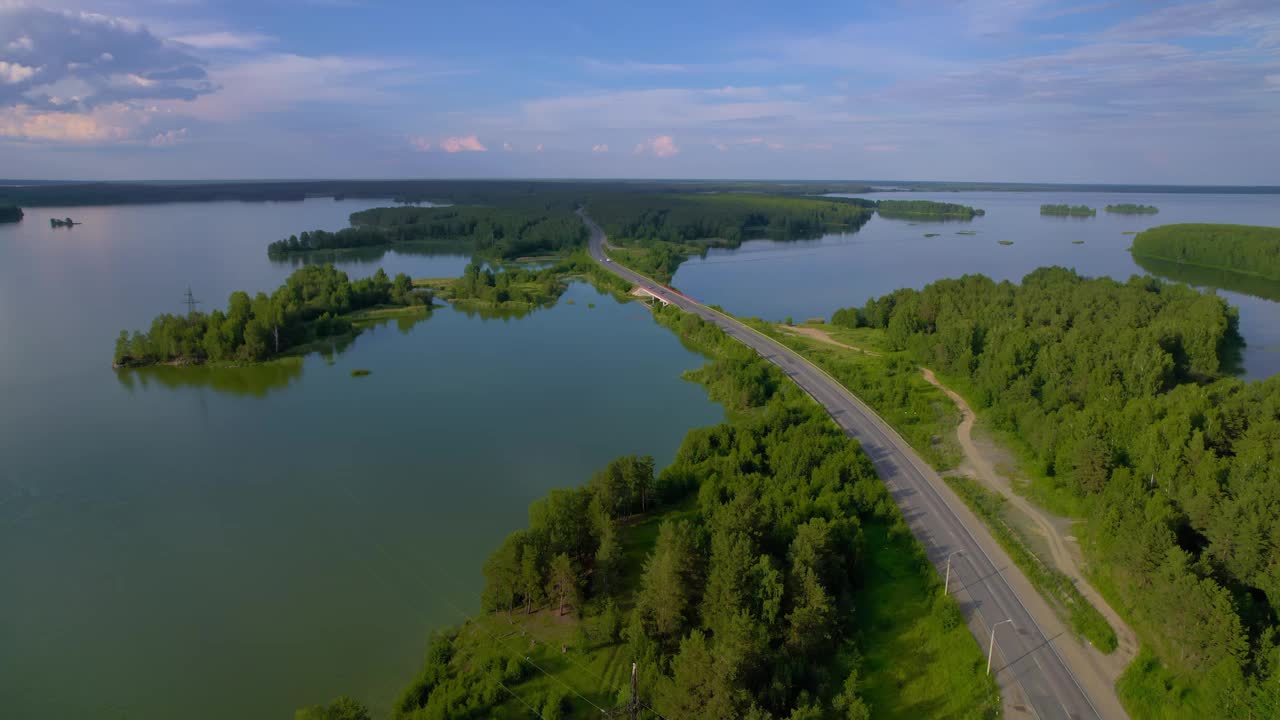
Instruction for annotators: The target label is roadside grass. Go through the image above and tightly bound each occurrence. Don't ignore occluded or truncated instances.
[1115,649,1215,720]
[944,476,1117,653]
[767,323,1116,652]
[858,522,1001,720]
[766,326,963,470]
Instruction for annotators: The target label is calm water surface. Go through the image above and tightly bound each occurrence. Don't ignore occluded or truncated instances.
[672,191,1280,379]
[0,200,724,719]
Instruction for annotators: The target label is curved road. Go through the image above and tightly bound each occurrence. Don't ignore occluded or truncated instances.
[583,212,1117,720]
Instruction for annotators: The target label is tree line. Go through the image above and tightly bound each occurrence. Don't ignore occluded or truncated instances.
[874,199,985,219]
[1040,204,1096,216]
[1105,204,1159,214]
[1131,223,1280,282]
[0,204,21,222]
[588,193,874,282]
[267,205,588,260]
[113,265,427,367]
[831,267,1280,717]
[388,303,992,719]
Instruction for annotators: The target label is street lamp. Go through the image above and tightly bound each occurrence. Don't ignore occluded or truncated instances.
[944,550,965,594]
[987,619,1015,675]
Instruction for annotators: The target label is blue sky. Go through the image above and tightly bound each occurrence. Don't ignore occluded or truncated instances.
[2,0,1278,182]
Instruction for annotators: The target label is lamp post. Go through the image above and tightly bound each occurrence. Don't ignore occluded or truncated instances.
[987,619,1015,675]
[944,549,965,594]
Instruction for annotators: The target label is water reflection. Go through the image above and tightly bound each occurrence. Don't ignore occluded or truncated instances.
[117,358,305,397]
[1132,254,1280,303]
[114,310,432,396]
[268,241,475,269]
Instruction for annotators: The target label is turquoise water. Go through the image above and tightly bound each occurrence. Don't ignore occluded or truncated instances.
[671,191,1280,379]
[0,200,724,719]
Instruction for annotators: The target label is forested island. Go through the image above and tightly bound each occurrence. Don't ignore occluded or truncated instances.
[588,193,874,282]
[1130,223,1280,282]
[874,199,985,219]
[112,265,428,367]
[381,303,995,719]
[0,204,21,223]
[1040,204,1096,217]
[50,217,79,227]
[1104,203,1158,214]
[268,206,587,260]
[829,267,1279,717]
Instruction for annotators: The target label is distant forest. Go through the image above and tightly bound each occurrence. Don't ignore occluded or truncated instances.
[1105,203,1159,214]
[832,267,1280,717]
[589,193,875,282]
[874,199,985,219]
[268,206,588,260]
[1040,204,1096,217]
[1131,223,1280,282]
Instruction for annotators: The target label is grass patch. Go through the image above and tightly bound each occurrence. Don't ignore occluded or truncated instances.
[943,476,1118,653]
[857,523,1000,719]
[956,231,977,235]
[997,240,1014,246]
[350,368,371,377]
[768,326,962,470]
[924,233,940,238]
[1072,240,1085,244]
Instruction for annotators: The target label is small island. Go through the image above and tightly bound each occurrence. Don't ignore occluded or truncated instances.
[875,199,985,219]
[1130,223,1280,282]
[0,204,22,223]
[1105,203,1159,214]
[1040,204,1096,217]
[50,217,81,228]
[113,265,430,368]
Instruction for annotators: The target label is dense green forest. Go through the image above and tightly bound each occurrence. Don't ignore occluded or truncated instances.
[0,179,873,208]
[1040,204,1096,217]
[383,304,994,719]
[1105,204,1159,214]
[874,200,984,219]
[588,194,874,282]
[831,268,1280,718]
[1131,223,1280,282]
[112,265,427,367]
[267,206,587,260]
[0,204,21,222]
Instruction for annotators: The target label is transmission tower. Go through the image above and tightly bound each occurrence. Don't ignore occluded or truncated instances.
[183,286,202,316]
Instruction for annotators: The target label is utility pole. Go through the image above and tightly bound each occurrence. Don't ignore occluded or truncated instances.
[944,549,965,594]
[987,619,1014,675]
[182,286,201,317]
[629,662,639,720]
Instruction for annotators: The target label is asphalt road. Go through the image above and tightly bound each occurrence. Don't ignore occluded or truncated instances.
[583,212,1107,720]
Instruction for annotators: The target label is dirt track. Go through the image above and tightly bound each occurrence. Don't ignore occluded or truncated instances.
[782,325,1139,676]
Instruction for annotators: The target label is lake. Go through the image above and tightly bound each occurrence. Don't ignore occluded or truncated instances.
[670,191,1280,379]
[0,200,724,719]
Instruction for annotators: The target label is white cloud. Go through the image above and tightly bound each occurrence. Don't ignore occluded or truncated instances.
[440,135,486,152]
[0,61,36,85]
[408,136,431,151]
[0,7,213,111]
[535,143,544,152]
[633,134,679,157]
[148,127,187,146]
[580,58,686,74]
[0,104,130,142]
[591,143,608,152]
[173,32,275,51]
[863,143,899,152]
[502,141,513,151]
